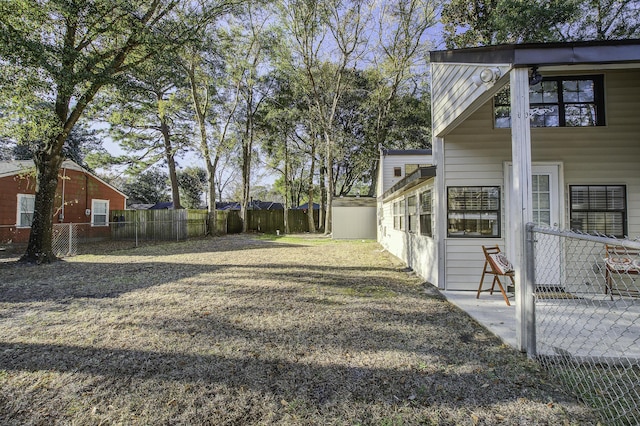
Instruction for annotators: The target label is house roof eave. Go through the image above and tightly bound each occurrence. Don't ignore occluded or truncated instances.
[382,149,433,156]
[0,159,128,200]
[430,39,640,68]
[382,166,437,202]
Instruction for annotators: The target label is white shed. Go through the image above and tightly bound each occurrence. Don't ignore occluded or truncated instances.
[332,197,377,240]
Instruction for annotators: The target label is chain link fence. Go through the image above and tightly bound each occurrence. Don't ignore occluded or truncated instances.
[52,223,78,257]
[0,218,209,259]
[529,225,640,425]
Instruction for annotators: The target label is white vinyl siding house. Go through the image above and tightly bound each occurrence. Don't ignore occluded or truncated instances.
[367,40,640,352]
[377,150,433,195]
[376,149,437,285]
[376,41,640,311]
[436,69,640,290]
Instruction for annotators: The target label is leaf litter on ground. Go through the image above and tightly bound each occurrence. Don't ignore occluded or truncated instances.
[0,234,597,425]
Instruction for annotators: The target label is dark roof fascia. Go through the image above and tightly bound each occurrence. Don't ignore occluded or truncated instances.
[382,166,437,201]
[430,39,640,67]
[382,149,433,156]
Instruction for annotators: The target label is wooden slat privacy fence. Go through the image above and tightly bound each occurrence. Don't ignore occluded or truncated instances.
[111,209,209,241]
[110,209,322,240]
[246,210,320,234]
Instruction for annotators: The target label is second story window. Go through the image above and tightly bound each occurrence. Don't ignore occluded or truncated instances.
[495,75,605,128]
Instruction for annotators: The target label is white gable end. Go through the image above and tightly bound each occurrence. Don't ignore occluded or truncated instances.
[431,62,511,137]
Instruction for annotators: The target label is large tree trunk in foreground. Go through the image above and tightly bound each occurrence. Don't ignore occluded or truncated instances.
[21,150,64,264]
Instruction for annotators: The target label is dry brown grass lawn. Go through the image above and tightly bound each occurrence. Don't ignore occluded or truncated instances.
[0,235,596,425]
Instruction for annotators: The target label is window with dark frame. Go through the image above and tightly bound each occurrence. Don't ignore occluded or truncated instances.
[494,75,605,128]
[405,164,430,176]
[448,186,500,237]
[419,190,432,237]
[393,167,402,177]
[570,185,627,237]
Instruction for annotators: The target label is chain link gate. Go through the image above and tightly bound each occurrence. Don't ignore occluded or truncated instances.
[528,225,640,424]
[52,223,77,257]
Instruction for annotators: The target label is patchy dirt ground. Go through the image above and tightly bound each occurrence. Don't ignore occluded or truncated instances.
[0,235,597,425]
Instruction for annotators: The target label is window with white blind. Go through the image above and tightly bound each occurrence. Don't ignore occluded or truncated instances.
[448,186,500,237]
[570,185,626,237]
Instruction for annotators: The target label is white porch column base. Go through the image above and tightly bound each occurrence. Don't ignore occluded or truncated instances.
[510,67,533,352]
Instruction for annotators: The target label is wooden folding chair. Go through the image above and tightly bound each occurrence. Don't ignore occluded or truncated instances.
[476,245,515,306]
[604,244,640,299]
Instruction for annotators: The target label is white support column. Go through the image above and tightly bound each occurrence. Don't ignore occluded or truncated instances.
[510,67,533,352]
[433,136,447,289]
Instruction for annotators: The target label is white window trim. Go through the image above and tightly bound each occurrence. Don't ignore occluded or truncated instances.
[419,189,433,237]
[91,199,109,227]
[16,193,35,228]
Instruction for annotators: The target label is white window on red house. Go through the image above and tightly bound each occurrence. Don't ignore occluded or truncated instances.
[91,199,109,226]
[17,194,35,227]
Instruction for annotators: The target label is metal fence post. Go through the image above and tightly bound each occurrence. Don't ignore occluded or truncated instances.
[525,222,536,358]
[68,223,73,256]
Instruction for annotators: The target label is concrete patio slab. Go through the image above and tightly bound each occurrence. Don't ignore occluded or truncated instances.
[441,290,518,349]
[442,289,640,362]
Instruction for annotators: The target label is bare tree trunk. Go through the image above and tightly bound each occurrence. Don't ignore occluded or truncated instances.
[186,62,217,235]
[323,131,334,235]
[319,164,326,232]
[159,117,182,209]
[367,158,379,197]
[307,139,316,233]
[283,138,290,234]
[241,100,253,233]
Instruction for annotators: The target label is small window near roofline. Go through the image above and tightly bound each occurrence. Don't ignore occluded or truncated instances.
[393,167,402,177]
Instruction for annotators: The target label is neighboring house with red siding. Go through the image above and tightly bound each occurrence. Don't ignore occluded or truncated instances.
[0,160,127,243]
